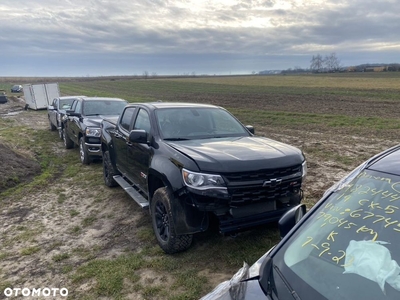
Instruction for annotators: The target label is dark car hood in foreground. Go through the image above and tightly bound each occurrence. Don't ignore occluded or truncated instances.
[166,136,303,173]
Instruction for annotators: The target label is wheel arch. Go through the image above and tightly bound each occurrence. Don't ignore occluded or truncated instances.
[148,168,209,236]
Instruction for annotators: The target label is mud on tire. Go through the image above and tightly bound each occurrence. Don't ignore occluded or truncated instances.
[103,150,118,187]
[49,118,56,131]
[79,137,91,165]
[63,128,74,149]
[151,187,193,254]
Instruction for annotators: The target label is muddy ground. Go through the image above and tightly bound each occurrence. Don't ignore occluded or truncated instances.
[0,92,398,299]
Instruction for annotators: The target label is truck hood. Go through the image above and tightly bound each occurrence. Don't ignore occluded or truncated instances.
[83,115,119,127]
[166,136,304,173]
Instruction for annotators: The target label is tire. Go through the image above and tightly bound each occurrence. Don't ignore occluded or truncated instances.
[151,187,193,254]
[49,118,56,131]
[58,127,63,140]
[79,137,91,165]
[103,150,118,187]
[63,128,74,149]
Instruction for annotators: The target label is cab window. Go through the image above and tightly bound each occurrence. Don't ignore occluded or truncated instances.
[120,107,136,132]
[133,109,151,133]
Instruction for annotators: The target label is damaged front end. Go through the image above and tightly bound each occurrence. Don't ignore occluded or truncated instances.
[178,163,306,235]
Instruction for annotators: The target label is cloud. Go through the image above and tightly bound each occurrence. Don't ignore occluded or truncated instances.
[0,0,399,75]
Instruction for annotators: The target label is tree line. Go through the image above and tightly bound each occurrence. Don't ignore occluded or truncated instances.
[310,53,341,72]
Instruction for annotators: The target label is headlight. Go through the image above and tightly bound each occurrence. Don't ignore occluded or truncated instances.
[85,127,101,137]
[302,160,307,179]
[182,168,226,190]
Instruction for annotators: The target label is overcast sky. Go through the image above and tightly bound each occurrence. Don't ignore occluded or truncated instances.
[1,0,399,76]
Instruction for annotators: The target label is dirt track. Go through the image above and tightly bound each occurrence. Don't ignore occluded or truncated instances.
[0,92,399,299]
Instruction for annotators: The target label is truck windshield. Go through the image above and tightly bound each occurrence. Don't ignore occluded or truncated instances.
[59,99,75,110]
[83,100,127,116]
[272,169,400,299]
[155,107,249,139]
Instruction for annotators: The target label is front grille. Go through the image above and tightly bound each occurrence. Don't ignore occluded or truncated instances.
[229,180,301,205]
[223,165,302,184]
[87,137,100,144]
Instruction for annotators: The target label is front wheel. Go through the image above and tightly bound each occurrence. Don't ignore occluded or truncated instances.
[63,128,74,149]
[58,127,63,140]
[49,118,56,131]
[79,137,91,165]
[151,187,193,254]
[103,150,118,187]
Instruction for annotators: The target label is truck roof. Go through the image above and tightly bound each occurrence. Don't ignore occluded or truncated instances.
[128,102,220,110]
[83,97,127,102]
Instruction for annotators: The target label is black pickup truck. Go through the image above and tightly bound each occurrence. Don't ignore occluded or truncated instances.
[101,102,307,253]
[63,97,128,164]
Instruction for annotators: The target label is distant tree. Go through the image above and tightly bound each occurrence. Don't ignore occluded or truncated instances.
[324,52,341,72]
[310,54,324,72]
[191,71,196,77]
[151,72,157,77]
[143,71,149,78]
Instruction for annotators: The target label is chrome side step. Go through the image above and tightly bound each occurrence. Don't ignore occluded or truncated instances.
[113,175,149,208]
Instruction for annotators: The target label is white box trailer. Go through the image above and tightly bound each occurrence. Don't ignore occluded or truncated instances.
[23,83,60,110]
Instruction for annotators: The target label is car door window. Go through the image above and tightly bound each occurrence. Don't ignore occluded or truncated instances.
[120,107,136,132]
[75,101,82,114]
[133,109,151,133]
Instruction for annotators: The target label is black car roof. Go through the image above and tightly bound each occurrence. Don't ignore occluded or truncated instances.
[82,97,127,102]
[367,145,400,175]
[58,96,86,100]
[128,102,220,110]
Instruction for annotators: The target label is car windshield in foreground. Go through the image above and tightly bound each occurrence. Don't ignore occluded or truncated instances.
[272,169,400,299]
[83,100,127,116]
[155,107,249,140]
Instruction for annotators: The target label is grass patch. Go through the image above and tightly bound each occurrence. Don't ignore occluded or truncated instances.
[58,192,67,204]
[60,73,400,104]
[52,253,70,262]
[82,216,97,227]
[70,226,81,234]
[0,281,12,295]
[20,246,41,256]
[69,209,80,217]
[13,226,44,243]
[0,252,9,260]
[72,253,144,297]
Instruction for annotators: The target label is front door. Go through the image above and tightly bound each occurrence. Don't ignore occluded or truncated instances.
[114,107,136,175]
[126,108,152,195]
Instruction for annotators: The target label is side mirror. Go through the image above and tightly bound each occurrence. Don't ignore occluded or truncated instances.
[66,110,80,117]
[129,129,147,144]
[245,125,254,134]
[278,204,307,238]
[48,105,55,110]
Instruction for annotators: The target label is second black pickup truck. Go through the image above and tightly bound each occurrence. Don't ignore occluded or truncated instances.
[101,102,307,253]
